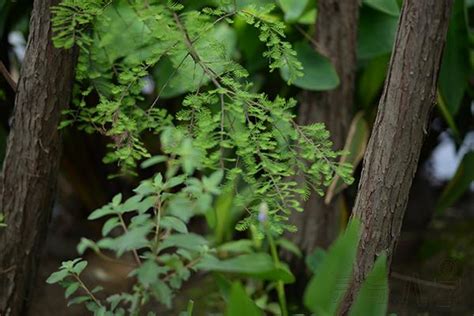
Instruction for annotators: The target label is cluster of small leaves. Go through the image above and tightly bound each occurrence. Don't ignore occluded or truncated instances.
[51,0,352,259]
[51,0,111,50]
[237,4,303,83]
[48,132,222,314]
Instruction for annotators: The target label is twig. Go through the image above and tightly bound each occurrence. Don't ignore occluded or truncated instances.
[0,61,17,92]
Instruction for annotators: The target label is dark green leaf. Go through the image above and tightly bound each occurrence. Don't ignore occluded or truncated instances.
[439,0,469,116]
[281,41,340,91]
[349,254,388,316]
[304,220,361,314]
[436,151,474,213]
[225,282,263,316]
[357,6,398,59]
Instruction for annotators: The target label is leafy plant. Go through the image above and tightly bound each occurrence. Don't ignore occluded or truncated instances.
[47,0,356,314]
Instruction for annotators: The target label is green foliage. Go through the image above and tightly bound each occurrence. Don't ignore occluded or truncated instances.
[439,0,470,116]
[225,282,263,316]
[357,5,399,59]
[304,220,361,315]
[48,0,355,314]
[349,254,388,316]
[281,41,340,91]
[304,220,389,316]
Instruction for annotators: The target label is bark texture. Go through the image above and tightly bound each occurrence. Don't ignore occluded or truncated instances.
[0,0,76,314]
[290,0,359,252]
[341,0,453,313]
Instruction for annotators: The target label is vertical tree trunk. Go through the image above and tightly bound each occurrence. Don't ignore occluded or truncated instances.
[290,0,359,252]
[0,0,76,314]
[341,0,453,313]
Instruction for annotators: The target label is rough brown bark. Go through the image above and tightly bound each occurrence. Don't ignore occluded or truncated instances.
[290,0,359,252]
[0,0,77,314]
[340,0,453,313]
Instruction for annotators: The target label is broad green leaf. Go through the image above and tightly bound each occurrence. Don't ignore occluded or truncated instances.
[357,6,398,59]
[65,282,81,298]
[197,253,295,283]
[161,216,188,234]
[281,41,340,91]
[439,0,469,116]
[305,248,327,274]
[363,0,400,16]
[357,54,390,108]
[304,220,361,314]
[325,112,369,204]
[102,217,120,236]
[225,282,263,316]
[158,233,209,252]
[278,0,309,23]
[217,240,254,254]
[113,224,153,256]
[436,151,474,213]
[297,4,317,25]
[136,260,162,287]
[349,254,388,316]
[46,269,69,284]
[276,238,302,258]
[72,260,88,274]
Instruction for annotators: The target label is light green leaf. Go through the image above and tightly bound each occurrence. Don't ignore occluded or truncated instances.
[218,240,254,254]
[65,282,81,298]
[158,233,209,252]
[304,220,361,314]
[363,0,400,16]
[349,254,388,316]
[276,238,302,258]
[278,0,309,22]
[161,216,188,234]
[46,269,69,284]
[102,217,120,236]
[225,282,263,316]
[281,41,339,91]
[72,260,88,274]
[197,253,295,283]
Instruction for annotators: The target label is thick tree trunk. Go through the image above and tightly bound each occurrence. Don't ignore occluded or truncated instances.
[0,0,76,314]
[340,0,453,313]
[290,0,359,252]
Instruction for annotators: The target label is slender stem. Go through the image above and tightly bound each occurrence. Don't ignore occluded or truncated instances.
[154,197,162,253]
[73,274,101,307]
[118,214,142,265]
[266,230,288,316]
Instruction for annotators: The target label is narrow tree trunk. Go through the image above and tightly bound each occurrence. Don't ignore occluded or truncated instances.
[0,0,76,314]
[290,0,359,252]
[341,0,453,313]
